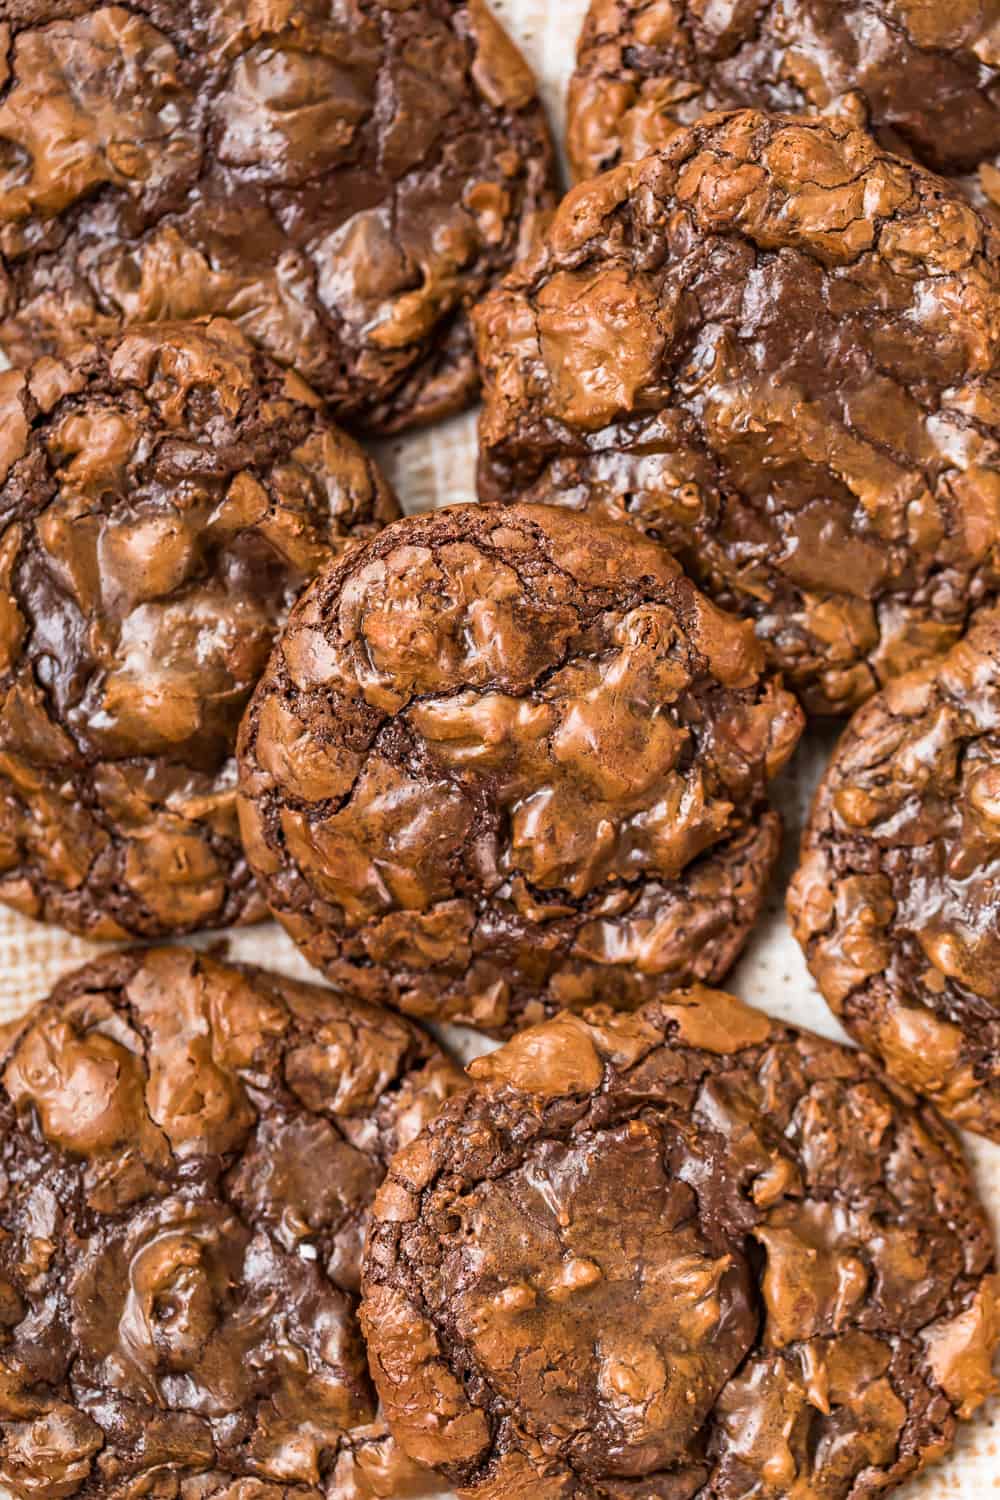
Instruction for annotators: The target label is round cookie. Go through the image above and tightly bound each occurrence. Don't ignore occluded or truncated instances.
[0,317,399,940]
[237,501,804,1034]
[0,0,557,434]
[475,109,1000,716]
[362,987,1000,1500]
[0,944,466,1500]
[790,607,1000,1143]
[567,0,1000,211]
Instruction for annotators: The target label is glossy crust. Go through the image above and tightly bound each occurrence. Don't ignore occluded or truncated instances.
[790,607,1000,1143]
[237,502,803,1034]
[567,0,1000,212]
[0,945,467,1500]
[0,0,557,435]
[0,318,399,940]
[475,109,1000,717]
[362,987,1000,1500]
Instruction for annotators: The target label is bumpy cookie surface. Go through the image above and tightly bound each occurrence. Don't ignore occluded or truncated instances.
[567,0,1000,210]
[475,109,1000,717]
[0,0,556,434]
[237,502,803,1034]
[790,608,1000,1142]
[363,987,1000,1500]
[0,945,465,1499]
[0,318,398,939]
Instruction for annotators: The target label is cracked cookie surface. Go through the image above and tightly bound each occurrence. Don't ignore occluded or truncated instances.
[0,317,399,939]
[0,0,557,434]
[790,606,1000,1143]
[567,0,1000,214]
[475,109,1000,716]
[0,944,466,1500]
[362,986,1000,1500]
[237,501,803,1034]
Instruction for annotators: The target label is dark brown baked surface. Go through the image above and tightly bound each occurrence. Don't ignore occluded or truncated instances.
[790,607,1000,1143]
[237,501,803,1034]
[0,945,466,1499]
[475,108,1000,717]
[567,0,1000,209]
[0,317,399,940]
[0,0,557,434]
[363,987,1000,1500]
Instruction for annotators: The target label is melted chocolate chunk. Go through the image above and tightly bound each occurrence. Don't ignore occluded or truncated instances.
[363,988,1000,1500]
[0,0,557,434]
[790,606,1000,1143]
[475,109,1000,716]
[0,945,466,1499]
[237,501,803,1034]
[0,318,399,939]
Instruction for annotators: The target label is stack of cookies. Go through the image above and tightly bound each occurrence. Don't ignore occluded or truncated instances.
[1,3,999,1498]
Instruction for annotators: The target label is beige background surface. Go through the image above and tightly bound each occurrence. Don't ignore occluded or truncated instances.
[0,1,998,1493]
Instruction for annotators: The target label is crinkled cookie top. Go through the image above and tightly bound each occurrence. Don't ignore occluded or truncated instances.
[475,109,1000,716]
[790,605,1000,1143]
[0,945,465,1499]
[363,986,1000,1500]
[0,317,398,939]
[567,0,1000,209]
[0,0,557,433]
[237,501,803,1033]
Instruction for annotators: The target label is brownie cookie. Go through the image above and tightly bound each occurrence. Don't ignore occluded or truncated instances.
[237,502,804,1034]
[0,944,466,1499]
[0,0,556,434]
[789,608,1000,1143]
[475,110,1000,716]
[362,987,1000,1500]
[0,318,399,940]
[567,0,1000,211]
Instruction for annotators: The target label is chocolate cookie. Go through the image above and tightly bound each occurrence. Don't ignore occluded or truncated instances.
[0,945,466,1499]
[0,318,399,940]
[0,0,556,434]
[475,110,1000,716]
[237,501,804,1034]
[790,608,1000,1143]
[567,0,1000,211]
[362,987,1000,1500]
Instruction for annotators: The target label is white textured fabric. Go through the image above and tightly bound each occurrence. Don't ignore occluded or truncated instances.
[0,2,996,1492]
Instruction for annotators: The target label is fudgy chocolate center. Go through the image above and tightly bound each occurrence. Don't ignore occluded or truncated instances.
[441,1118,756,1477]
